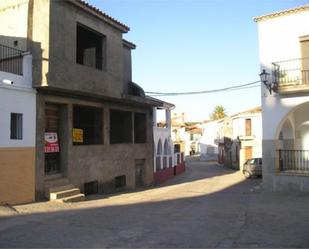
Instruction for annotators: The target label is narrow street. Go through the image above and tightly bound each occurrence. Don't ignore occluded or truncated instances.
[1,160,309,248]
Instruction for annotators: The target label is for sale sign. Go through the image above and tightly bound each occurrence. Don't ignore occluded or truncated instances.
[44,132,60,153]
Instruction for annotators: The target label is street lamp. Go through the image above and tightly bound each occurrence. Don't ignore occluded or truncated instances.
[259,69,275,94]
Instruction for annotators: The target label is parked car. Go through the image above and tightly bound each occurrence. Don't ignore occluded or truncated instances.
[243,158,262,178]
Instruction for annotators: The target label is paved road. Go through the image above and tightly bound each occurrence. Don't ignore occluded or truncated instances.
[1,160,309,248]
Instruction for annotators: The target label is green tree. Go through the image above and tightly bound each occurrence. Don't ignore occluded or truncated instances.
[210,105,227,120]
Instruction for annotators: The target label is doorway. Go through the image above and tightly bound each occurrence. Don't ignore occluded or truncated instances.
[135,159,145,188]
[45,103,61,175]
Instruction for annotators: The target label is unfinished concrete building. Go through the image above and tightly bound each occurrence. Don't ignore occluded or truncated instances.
[0,0,162,201]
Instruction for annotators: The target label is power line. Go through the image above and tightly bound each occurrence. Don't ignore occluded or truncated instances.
[146,80,261,97]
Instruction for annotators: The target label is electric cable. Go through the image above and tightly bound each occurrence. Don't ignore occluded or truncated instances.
[145,80,261,96]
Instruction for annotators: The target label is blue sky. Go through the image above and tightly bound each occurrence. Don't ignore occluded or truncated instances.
[89,0,309,121]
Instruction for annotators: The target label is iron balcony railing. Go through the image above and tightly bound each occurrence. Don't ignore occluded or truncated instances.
[278,149,309,172]
[0,44,23,75]
[272,57,309,88]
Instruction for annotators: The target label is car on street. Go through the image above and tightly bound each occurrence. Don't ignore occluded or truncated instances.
[243,158,262,178]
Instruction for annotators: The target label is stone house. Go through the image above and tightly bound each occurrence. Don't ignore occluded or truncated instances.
[0,0,162,201]
[255,5,309,191]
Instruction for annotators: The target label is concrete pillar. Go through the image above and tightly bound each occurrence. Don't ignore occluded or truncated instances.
[166,109,171,128]
[22,53,32,87]
[152,107,157,127]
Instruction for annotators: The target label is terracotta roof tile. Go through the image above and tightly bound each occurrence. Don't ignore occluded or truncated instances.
[69,0,130,32]
[254,5,309,22]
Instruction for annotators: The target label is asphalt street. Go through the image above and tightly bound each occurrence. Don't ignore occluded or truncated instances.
[1,159,309,248]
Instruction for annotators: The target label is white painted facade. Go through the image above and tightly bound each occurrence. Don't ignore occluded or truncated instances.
[0,53,36,148]
[257,8,309,141]
[256,6,309,191]
[231,112,262,170]
[153,106,175,172]
[200,120,220,160]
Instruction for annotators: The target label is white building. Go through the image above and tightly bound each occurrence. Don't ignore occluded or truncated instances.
[0,44,36,204]
[255,5,309,191]
[153,103,174,172]
[230,107,262,170]
[153,103,186,183]
[200,120,221,161]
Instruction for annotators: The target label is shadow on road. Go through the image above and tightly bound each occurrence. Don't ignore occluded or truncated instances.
[0,161,308,248]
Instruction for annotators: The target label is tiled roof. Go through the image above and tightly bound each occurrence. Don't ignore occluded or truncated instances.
[254,5,309,22]
[231,106,261,118]
[68,0,130,32]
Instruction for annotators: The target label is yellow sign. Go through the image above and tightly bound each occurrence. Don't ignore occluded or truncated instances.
[72,128,83,143]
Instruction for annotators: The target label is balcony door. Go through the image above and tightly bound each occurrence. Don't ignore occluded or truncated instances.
[300,36,309,84]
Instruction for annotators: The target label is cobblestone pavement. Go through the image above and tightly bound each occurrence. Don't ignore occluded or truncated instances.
[1,160,309,248]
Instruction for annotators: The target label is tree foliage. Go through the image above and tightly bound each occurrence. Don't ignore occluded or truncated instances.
[210,105,227,120]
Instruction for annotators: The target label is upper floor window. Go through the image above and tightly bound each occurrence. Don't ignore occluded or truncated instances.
[10,113,23,140]
[245,118,252,136]
[76,24,105,70]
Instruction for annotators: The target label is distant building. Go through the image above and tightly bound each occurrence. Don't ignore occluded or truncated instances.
[203,107,262,169]
[200,119,221,161]
[153,103,185,184]
[255,5,309,191]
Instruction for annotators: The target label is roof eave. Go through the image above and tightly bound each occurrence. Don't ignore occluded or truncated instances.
[68,0,130,33]
[254,5,309,23]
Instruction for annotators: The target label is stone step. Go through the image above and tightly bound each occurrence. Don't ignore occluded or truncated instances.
[50,188,81,200]
[58,193,85,203]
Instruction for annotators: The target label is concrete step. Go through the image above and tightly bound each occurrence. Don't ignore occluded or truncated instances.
[49,184,75,195]
[58,193,85,203]
[44,178,71,198]
[50,188,81,200]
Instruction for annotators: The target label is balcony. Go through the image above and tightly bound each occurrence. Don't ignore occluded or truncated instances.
[272,57,309,94]
[278,150,309,174]
[0,44,23,75]
[0,44,32,88]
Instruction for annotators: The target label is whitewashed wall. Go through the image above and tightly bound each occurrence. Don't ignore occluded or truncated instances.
[257,10,309,140]
[0,54,35,147]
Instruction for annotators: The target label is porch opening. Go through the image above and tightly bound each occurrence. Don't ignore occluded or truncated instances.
[276,102,309,173]
[110,110,132,144]
[73,106,103,145]
[134,113,147,143]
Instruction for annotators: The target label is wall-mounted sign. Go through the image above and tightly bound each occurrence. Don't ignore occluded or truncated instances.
[44,132,59,153]
[72,128,83,143]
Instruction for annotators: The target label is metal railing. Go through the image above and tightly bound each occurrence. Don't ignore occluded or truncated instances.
[272,57,309,88]
[278,150,309,172]
[0,44,23,75]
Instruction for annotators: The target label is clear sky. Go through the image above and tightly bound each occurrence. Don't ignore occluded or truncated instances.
[89,0,309,121]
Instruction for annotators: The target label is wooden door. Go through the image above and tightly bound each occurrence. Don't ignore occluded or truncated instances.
[45,104,61,174]
[245,147,252,160]
[135,159,145,188]
[245,119,252,136]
